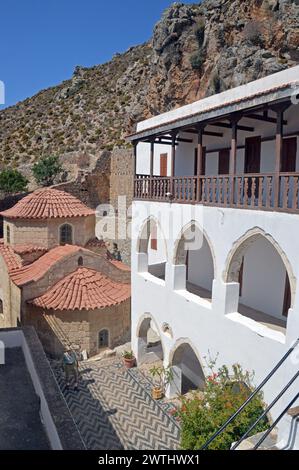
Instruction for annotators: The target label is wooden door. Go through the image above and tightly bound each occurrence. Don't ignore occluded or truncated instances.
[245,136,261,199]
[150,224,157,251]
[218,149,230,175]
[245,136,261,173]
[281,137,297,173]
[160,154,168,177]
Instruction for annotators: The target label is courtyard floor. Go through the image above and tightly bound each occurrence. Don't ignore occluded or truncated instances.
[52,358,180,450]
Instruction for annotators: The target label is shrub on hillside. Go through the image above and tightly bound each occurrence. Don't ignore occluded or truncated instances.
[0,169,28,194]
[32,155,63,186]
[178,362,268,450]
[190,50,206,71]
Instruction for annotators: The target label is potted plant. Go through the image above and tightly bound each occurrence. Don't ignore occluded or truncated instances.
[149,365,173,400]
[122,350,136,369]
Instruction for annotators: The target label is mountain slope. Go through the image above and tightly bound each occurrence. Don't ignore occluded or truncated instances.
[0,0,298,171]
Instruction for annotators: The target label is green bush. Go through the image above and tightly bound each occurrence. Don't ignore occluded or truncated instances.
[178,363,268,450]
[0,168,28,194]
[32,155,62,186]
[190,50,205,71]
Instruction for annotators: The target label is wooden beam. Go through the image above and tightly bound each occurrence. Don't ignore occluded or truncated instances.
[156,135,193,143]
[210,122,255,132]
[246,113,288,125]
[185,129,223,137]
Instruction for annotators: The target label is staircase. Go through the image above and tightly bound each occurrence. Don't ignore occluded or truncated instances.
[201,338,299,450]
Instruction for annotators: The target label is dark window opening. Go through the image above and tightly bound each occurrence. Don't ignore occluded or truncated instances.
[98,329,109,348]
[60,224,73,245]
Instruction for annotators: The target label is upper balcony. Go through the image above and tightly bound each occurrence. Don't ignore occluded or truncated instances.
[128,66,299,214]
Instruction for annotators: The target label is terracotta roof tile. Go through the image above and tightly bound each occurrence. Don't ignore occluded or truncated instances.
[0,188,94,220]
[10,244,81,286]
[28,267,131,311]
[0,240,22,272]
[85,238,106,249]
[13,244,48,255]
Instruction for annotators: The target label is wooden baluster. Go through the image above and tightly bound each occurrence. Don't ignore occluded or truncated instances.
[213,177,217,203]
[202,178,206,203]
[244,177,249,206]
[223,177,228,205]
[219,177,223,204]
[266,176,272,208]
[283,176,289,209]
[292,177,299,211]
[258,175,263,208]
[236,176,242,206]
[251,177,256,208]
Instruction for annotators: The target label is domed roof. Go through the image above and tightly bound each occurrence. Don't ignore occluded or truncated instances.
[0,188,94,220]
[28,267,131,311]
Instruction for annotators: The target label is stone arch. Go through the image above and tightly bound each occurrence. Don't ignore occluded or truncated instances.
[173,220,216,273]
[136,215,168,258]
[168,338,206,396]
[136,313,164,365]
[172,220,216,298]
[223,227,296,309]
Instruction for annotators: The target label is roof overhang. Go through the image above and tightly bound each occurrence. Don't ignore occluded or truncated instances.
[127,82,299,143]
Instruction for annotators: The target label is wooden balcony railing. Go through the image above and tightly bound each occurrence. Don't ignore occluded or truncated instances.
[134,173,299,213]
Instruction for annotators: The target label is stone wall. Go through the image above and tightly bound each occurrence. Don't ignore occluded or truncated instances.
[108,148,134,265]
[25,299,131,358]
[4,215,95,250]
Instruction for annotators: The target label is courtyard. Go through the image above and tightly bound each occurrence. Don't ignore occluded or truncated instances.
[53,358,180,450]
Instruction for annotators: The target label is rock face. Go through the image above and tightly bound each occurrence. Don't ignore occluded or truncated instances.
[0,0,298,170]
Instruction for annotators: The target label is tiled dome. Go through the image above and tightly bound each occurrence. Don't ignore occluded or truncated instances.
[0,188,94,220]
[28,267,131,311]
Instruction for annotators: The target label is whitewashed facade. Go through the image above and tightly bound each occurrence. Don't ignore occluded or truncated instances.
[129,66,299,448]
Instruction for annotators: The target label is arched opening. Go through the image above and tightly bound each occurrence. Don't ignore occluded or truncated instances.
[174,222,215,300]
[137,315,164,365]
[225,230,295,333]
[137,217,167,281]
[98,329,109,349]
[60,224,73,245]
[78,256,83,266]
[169,341,205,396]
[0,299,3,314]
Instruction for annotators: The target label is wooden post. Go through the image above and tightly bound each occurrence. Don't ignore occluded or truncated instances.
[133,142,137,176]
[229,116,240,205]
[269,101,290,208]
[171,131,177,197]
[197,125,205,202]
[150,140,154,177]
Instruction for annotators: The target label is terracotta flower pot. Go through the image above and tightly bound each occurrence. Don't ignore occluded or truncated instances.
[123,357,136,369]
[152,387,164,400]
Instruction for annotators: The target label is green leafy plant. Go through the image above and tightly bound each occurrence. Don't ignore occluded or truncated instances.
[149,365,173,393]
[0,168,28,194]
[32,155,63,186]
[122,350,135,360]
[178,359,268,450]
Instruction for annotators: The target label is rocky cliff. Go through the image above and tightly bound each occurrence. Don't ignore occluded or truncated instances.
[0,0,298,177]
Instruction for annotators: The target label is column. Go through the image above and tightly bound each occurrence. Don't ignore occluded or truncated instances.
[171,131,177,197]
[229,116,240,205]
[196,125,205,202]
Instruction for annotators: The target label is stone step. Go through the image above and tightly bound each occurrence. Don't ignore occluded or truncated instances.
[233,429,278,450]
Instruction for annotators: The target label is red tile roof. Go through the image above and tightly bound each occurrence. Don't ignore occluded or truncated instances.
[28,267,131,311]
[85,237,106,249]
[0,239,22,272]
[10,244,81,286]
[13,244,47,255]
[0,188,94,220]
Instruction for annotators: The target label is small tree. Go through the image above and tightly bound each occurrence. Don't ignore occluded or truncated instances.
[32,155,62,186]
[0,169,28,194]
[178,362,268,450]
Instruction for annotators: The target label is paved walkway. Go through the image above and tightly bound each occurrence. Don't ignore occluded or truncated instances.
[53,358,180,450]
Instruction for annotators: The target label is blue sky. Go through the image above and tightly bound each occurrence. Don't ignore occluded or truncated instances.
[0,0,197,109]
